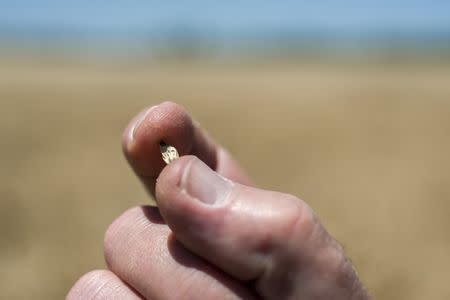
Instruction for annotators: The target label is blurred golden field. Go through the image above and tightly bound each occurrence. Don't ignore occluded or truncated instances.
[1,58,450,299]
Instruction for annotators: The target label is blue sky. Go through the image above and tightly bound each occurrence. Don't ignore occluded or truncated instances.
[1,1,450,49]
[2,1,450,32]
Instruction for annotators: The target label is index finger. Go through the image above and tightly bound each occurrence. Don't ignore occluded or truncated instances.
[122,101,253,197]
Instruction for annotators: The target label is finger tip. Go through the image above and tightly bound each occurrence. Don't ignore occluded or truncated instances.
[122,102,195,177]
[67,270,115,300]
[156,155,197,205]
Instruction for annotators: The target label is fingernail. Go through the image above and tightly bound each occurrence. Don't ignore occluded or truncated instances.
[129,106,156,141]
[182,158,233,205]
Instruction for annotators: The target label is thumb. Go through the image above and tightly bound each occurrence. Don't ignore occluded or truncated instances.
[155,156,367,299]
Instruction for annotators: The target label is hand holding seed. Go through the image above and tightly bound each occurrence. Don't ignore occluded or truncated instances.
[68,101,370,300]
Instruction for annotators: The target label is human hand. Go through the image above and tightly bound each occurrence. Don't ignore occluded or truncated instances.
[67,102,369,300]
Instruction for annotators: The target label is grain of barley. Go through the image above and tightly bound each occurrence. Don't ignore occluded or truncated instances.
[160,142,179,164]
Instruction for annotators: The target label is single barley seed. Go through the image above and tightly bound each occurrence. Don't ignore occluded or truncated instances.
[160,141,179,164]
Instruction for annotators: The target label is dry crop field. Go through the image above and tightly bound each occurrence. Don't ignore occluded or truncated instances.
[1,58,450,299]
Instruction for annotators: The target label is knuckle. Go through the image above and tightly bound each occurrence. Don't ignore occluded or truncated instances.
[66,270,117,300]
[280,193,318,244]
[103,206,141,269]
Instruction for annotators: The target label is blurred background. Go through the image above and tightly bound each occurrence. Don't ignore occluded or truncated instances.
[1,1,450,299]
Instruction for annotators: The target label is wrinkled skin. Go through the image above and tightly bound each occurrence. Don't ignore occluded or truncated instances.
[67,101,369,300]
